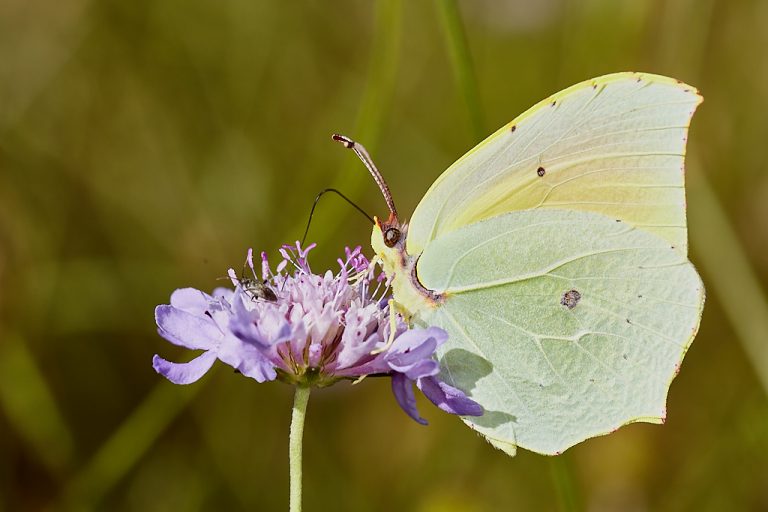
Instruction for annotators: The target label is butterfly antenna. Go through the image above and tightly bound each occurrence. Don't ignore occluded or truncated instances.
[332,134,398,220]
[301,188,375,247]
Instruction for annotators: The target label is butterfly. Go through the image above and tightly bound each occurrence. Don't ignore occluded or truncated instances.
[337,72,704,456]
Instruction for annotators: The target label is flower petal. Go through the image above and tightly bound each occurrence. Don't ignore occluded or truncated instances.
[417,376,484,417]
[155,305,222,350]
[217,336,278,383]
[333,334,386,376]
[333,303,381,369]
[391,373,427,425]
[388,359,439,380]
[210,287,234,302]
[384,327,447,379]
[170,288,213,314]
[386,327,447,365]
[152,351,217,384]
[229,293,293,349]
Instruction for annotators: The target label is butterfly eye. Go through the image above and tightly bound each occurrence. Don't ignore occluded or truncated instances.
[383,227,401,247]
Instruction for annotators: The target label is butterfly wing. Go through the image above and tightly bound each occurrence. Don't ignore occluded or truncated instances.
[413,209,703,455]
[406,72,701,256]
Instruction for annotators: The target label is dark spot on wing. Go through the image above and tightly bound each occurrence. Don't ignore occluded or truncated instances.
[510,125,516,133]
[537,166,546,177]
[615,219,622,222]
[592,83,598,89]
[560,289,581,309]
[551,100,557,107]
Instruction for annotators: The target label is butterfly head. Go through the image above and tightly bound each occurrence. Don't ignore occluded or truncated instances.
[371,212,407,278]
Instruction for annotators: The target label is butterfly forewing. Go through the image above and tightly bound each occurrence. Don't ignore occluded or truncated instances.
[406,72,701,257]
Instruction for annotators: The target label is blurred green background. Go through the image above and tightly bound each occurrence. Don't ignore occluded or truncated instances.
[2,0,767,510]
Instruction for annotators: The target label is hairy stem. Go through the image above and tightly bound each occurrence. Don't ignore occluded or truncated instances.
[289,385,311,512]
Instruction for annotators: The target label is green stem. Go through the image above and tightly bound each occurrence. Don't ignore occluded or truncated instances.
[549,456,579,512]
[435,0,484,141]
[289,385,311,512]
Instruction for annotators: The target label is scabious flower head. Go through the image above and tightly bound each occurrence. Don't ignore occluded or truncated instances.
[153,242,482,424]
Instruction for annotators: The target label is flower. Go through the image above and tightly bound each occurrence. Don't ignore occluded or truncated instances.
[153,243,482,423]
[152,287,278,384]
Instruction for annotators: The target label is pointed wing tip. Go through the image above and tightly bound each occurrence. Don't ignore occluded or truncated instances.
[595,71,703,102]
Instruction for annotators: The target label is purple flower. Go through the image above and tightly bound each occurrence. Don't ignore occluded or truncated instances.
[153,243,482,424]
[152,287,278,384]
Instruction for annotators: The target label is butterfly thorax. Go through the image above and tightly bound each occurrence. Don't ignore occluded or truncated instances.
[371,217,442,322]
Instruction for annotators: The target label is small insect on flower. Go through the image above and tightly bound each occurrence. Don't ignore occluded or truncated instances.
[227,249,278,302]
[152,242,482,424]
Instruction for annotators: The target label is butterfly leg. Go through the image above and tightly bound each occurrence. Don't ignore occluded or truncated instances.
[370,298,400,355]
[350,255,380,285]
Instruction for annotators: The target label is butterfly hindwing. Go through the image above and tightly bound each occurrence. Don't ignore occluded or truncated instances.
[413,209,703,455]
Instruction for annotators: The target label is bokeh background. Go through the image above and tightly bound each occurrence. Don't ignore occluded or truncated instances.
[2,0,767,510]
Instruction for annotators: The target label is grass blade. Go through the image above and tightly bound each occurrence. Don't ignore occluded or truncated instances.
[435,0,485,141]
[60,383,201,508]
[0,332,74,476]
